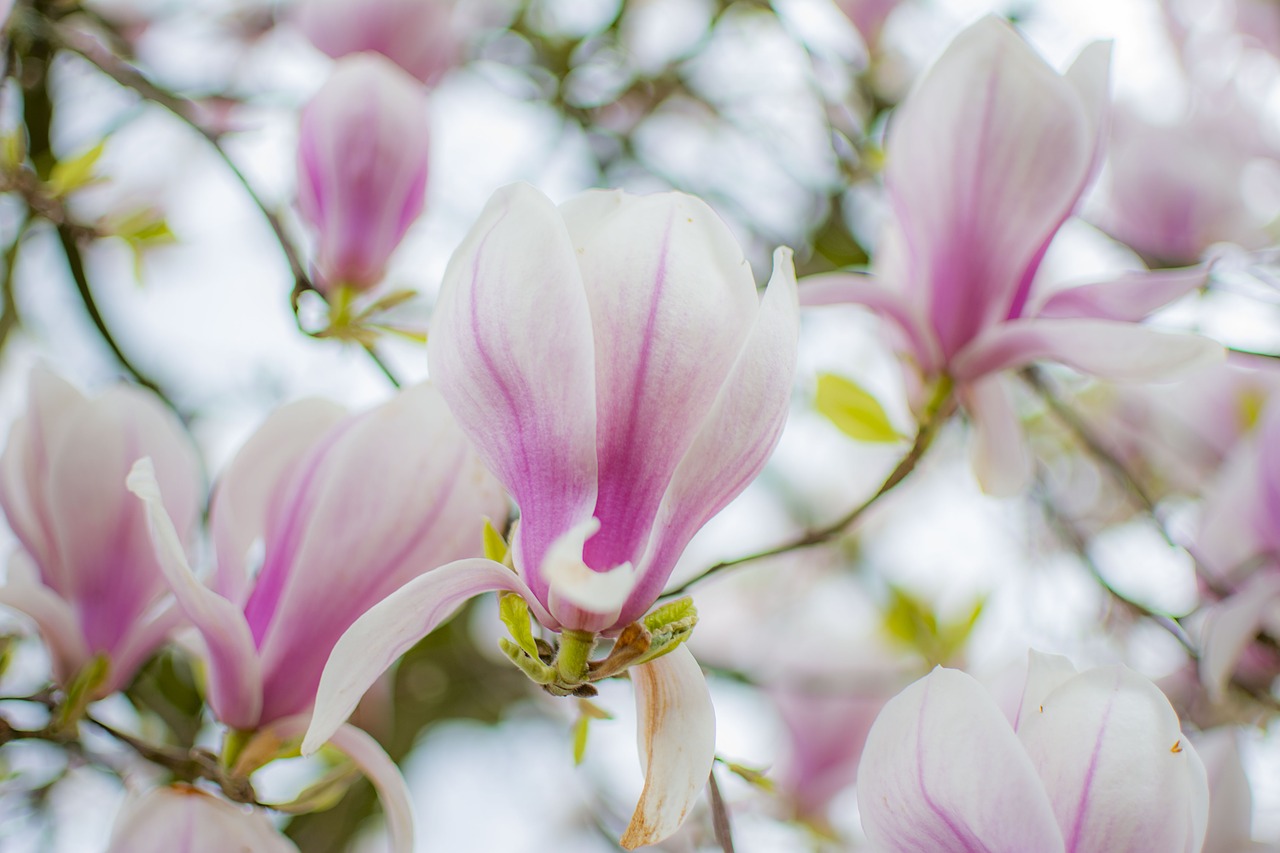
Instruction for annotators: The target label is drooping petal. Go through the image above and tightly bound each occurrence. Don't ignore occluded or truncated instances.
[127,459,263,729]
[950,318,1224,384]
[270,714,413,853]
[210,398,346,603]
[961,374,1033,498]
[620,644,717,850]
[303,558,541,755]
[0,553,90,685]
[798,270,937,370]
[560,190,762,575]
[1033,268,1207,322]
[619,248,799,625]
[1199,576,1280,701]
[106,785,299,853]
[1015,650,1080,732]
[542,517,636,632]
[883,15,1097,357]
[857,667,1065,853]
[1017,665,1209,853]
[429,182,599,605]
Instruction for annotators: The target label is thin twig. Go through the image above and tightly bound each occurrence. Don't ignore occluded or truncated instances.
[707,767,735,853]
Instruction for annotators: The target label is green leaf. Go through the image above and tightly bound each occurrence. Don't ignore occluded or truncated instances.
[499,593,538,660]
[572,713,590,765]
[48,141,107,197]
[55,653,110,731]
[642,597,697,633]
[814,373,905,443]
[482,518,509,564]
[722,760,774,793]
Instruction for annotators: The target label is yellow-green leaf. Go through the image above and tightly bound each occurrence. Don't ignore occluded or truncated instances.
[48,141,107,197]
[572,713,590,765]
[815,372,905,443]
[499,592,538,660]
[482,517,509,564]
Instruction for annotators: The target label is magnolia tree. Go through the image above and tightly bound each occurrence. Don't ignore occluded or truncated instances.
[0,0,1278,851]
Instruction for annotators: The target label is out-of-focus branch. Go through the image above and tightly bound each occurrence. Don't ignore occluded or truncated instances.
[0,213,32,353]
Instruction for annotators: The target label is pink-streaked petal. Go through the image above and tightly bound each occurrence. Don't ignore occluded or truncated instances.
[884,16,1097,356]
[620,248,799,624]
[0,553,90,685]
[620,644,717,850]
[127,459,263,729]
[798,270,939,370]
[106,785,299,853]
[1195,440,1270,581]
[245,384,508,725]
[303,558,540,755]
[543,517,636,633]
[951,318,1224,384]
[1018,665,1209,853]
[961,374,1033,498]
[270,714,413,853]
[857,667,1065,853]
[1063,40,1113,185]
[210,398,346,603]
[1034,268,1207,322]
[293,0,460,86]
[560,190,759,574]
[1014,650,1079,732]
[1199,576,1280,702]
[429,182,598,605]
[105,599,186,694]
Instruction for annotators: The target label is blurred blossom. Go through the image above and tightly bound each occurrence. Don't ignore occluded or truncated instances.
[304,182,799,849]
[105,784,298,853]
[858,652,1209,853]
[296,53,431,295]
[293,0,461,85]
[832,0,902,48]
[803,16,1221,495]
[0,368,201,695]
[1197,728,1279,853]
[1093,102,1275,266]
[128,382,504,731]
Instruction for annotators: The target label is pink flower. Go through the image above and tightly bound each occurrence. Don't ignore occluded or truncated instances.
[106,784,298,853]
[858,652,1210,853]
[293,0,460,86]
[0,368,200,694]
[296,53,431,295]
[803,17,1222,494]
[303,183,799,849]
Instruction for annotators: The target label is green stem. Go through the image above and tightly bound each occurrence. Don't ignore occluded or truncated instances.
[555,630,595,686]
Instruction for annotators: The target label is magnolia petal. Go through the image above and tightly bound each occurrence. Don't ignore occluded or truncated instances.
[542,517,636,631]
[429,182,598,603]
[621,248,800,624]
[106,599,186,694]
[798,270,937,369]
[303,558,540,755]
[1064,40,1113,183]
[561,190,762,574]
[106,785,299,853]
[857,667,1065,853]
[884,15,1096,356]
[270,714,413,853]
[951,318,1224,383]
[0,553,90,684]
[210,398,346,603]
[1018,665,1209,853]
[1034,267,1206,322]
[962,374,1033,498]
[1200,576,1280,701]
[1196,729,1255,853]
[620,644,717,850]
[1015,650,1079,732]
[127,458,263,729]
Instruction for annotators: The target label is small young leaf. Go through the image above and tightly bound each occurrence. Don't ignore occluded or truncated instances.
[643,597,697,633]
[482,518,509,564]
[815,373,905,443]
[48,141,107,197]
[572,713,590,765]
[499,593,538,660]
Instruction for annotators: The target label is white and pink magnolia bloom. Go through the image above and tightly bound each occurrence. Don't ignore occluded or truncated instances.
[296,53,431,295]
[128,384,505,852]
[294,0,460,86]
[106,784,298,853]
[858,652,1210,853]
[304,183,800,849]
[0,368,200,694]
[803,17,1221,494]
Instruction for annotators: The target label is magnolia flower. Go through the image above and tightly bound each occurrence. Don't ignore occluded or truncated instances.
[294,0,460,86]
[296,53,430,294]
[803,16,1221,495]
[858,653,1210,852]
[106,784,298,853]
[304,183,800,849]
[128,383,506,852]
[0,368,200,695]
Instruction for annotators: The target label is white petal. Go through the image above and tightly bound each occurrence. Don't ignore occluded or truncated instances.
[543,517,636,623]
[1200,575,1280,701]
[1015,650,1080,732]
[620,644,717,850]
[962,374,1033,497]
[127,458,263,729]
[106,785,299,853]
[0,552,90,685]
[303,558,540,755]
